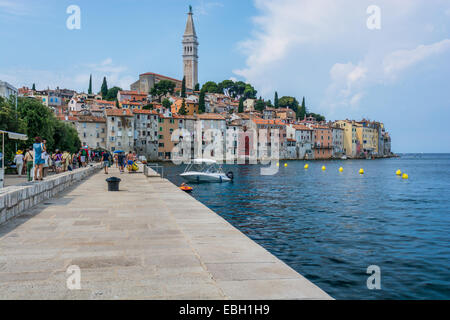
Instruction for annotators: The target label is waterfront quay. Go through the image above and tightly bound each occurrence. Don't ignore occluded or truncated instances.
[0,165,331,299]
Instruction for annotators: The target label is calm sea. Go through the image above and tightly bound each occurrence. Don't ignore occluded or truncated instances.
[160,154,450,299]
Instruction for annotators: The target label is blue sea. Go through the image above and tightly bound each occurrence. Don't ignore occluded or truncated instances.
[160,154,450,299]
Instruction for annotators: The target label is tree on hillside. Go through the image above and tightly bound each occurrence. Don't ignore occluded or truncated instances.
[266,99,273,108]
[150,80,176,102]
[198,90,206,113]
[299,96,307,120]
[181,76,186,98]
[238,97,244,113]
[100,77,108,98]
[255,98,265,112]
[307,112,325,122]
[162,98,172,110]
[219,80,235,97]
[32,83,36,91]
[179,99,187,115]
[278,96,299,112]
[115,99,120,108]
[88,75,92,94]
[243,83,257,99]
[201,81,220,93]
[274,92,279,108]
[194,83,200,91]
[105,86,122,101]
[0,97,26,162]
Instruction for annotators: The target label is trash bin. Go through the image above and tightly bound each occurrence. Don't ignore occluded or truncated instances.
[106,177,121,191]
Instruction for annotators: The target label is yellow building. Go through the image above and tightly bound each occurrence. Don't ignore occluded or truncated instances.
[356,122,379,155]
[335,120,358,157]
[158,116,180,160]
[171,99,198,115]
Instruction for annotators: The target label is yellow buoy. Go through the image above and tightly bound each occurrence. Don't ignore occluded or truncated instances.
[284,163,288,167]
[339,167,343,172]
[304,164,309,169]
[322,166,326,171]
[276,162,279,167]
[359,168,364,174]
[396,169,402,176]
[402,173,409,179]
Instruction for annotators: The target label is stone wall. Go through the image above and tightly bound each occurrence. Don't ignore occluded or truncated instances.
[0,164,101,225]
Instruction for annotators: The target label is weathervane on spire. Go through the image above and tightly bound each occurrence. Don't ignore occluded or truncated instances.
[189,5,192,14]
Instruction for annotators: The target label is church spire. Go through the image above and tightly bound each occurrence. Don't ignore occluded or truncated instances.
[184,5,197,37]
[182,5,199,90]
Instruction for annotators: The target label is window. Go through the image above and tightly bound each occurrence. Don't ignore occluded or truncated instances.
[159,127,163,132]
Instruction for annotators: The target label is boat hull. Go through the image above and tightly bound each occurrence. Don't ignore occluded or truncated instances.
[180,172,231,183]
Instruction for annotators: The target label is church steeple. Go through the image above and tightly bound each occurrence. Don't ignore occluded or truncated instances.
[182,5,198,90]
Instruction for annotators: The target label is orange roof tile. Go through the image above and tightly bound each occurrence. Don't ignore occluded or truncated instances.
[105,109,133,117]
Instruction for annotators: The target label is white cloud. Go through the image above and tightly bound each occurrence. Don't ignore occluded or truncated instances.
[195,1,224,16]
[0,0,31,16]
[234,0,448,117]
[382,39,450,79]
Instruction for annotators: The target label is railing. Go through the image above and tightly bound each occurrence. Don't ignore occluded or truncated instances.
[145,164,164,179]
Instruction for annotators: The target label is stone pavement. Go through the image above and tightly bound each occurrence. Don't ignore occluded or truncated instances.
[0,166,332,300]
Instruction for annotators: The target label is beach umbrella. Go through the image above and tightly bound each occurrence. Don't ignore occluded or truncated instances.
[114,150,125,154]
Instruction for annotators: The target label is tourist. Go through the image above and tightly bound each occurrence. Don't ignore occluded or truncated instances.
[72,152,79,169]
[114,153,118,168]
[126,151,134,173]
[118,152,125,173]
[14,150,24,176]
[33,137,46,181]
[80,148,87,167]
[23,147,34,182]
[101,151,111,174]
[62,151,71,172]
[54,149,62,173]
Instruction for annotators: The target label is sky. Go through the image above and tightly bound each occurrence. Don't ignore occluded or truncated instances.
[1,0,449,153]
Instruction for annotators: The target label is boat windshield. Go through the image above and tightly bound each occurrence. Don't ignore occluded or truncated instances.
[184,162,223,173]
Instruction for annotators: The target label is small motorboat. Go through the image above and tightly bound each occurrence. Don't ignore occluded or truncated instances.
[180,159,233,183]
[180,184,193,192]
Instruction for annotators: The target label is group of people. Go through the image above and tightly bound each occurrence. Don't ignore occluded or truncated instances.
[10,138,140,180]
[12,137,94,182]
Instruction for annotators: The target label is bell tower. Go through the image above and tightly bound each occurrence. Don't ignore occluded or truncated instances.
[183,5,198,90]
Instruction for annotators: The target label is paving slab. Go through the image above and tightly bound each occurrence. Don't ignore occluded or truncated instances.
[0,165,332,300]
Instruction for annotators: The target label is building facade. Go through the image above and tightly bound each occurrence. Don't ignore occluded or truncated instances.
[105,109,135,153]
[0,81,17,99]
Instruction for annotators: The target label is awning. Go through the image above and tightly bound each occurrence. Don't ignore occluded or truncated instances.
[0,130,28,141]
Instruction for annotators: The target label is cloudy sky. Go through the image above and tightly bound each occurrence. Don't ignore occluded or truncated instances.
[1,0,449,152]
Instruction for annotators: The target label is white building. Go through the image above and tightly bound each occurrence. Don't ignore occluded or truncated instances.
[105,109,135,153]
[0,81,17,100]
[133,109,159,160]
[293,124,313,159]
[332,126,344,158]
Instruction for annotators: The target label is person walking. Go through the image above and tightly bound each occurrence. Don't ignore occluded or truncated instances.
[54,149,62,173]
[62,151,71,172]
[33,137,46,181]
[118,152,125,173]
[101,151,111,174]
[23,148,34,181]
[14,150,24,177]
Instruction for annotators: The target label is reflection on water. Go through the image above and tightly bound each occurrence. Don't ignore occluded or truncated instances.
[161,154,450,299]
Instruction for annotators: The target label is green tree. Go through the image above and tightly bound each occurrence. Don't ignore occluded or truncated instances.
[100,77,108,98]
[53,121,81,153]
[219,80,235,97]
[198,90,206,113]
[162,98,172,110]
[181,76,186,98]
[150,80,176,102]
[0,97,26,162]
[179,99,187,115]
[32,83,36,91]
[194,83,200,91]
[243,83,257,99]
[274,91,279,108]
[238,97,244,113]
[266,99,273,108]
[201,81,220,93]
[255,98,265,112]
[299,96,307,120]
[307,112,325,122]
[88,74,92,94]
[115,99,120,108]
[105,86,122,101]
[278,96,299,112]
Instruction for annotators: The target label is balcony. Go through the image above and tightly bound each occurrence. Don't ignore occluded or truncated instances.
[313,143,332,149]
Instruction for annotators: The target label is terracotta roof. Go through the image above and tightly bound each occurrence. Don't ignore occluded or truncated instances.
[133,109,158,115]
[105,109,133,117]
[252,119,286,126]
[139,72,182,83]
[196,113,226,120]
[77,115,106,123]
[119,90,147,96]
[292,124,312,131]
[95,100,115,105]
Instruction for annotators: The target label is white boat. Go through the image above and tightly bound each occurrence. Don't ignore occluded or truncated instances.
[341,155,347,160]
[180,159,233,183]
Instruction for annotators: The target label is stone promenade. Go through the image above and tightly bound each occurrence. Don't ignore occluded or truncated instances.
[0,165,331,300]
